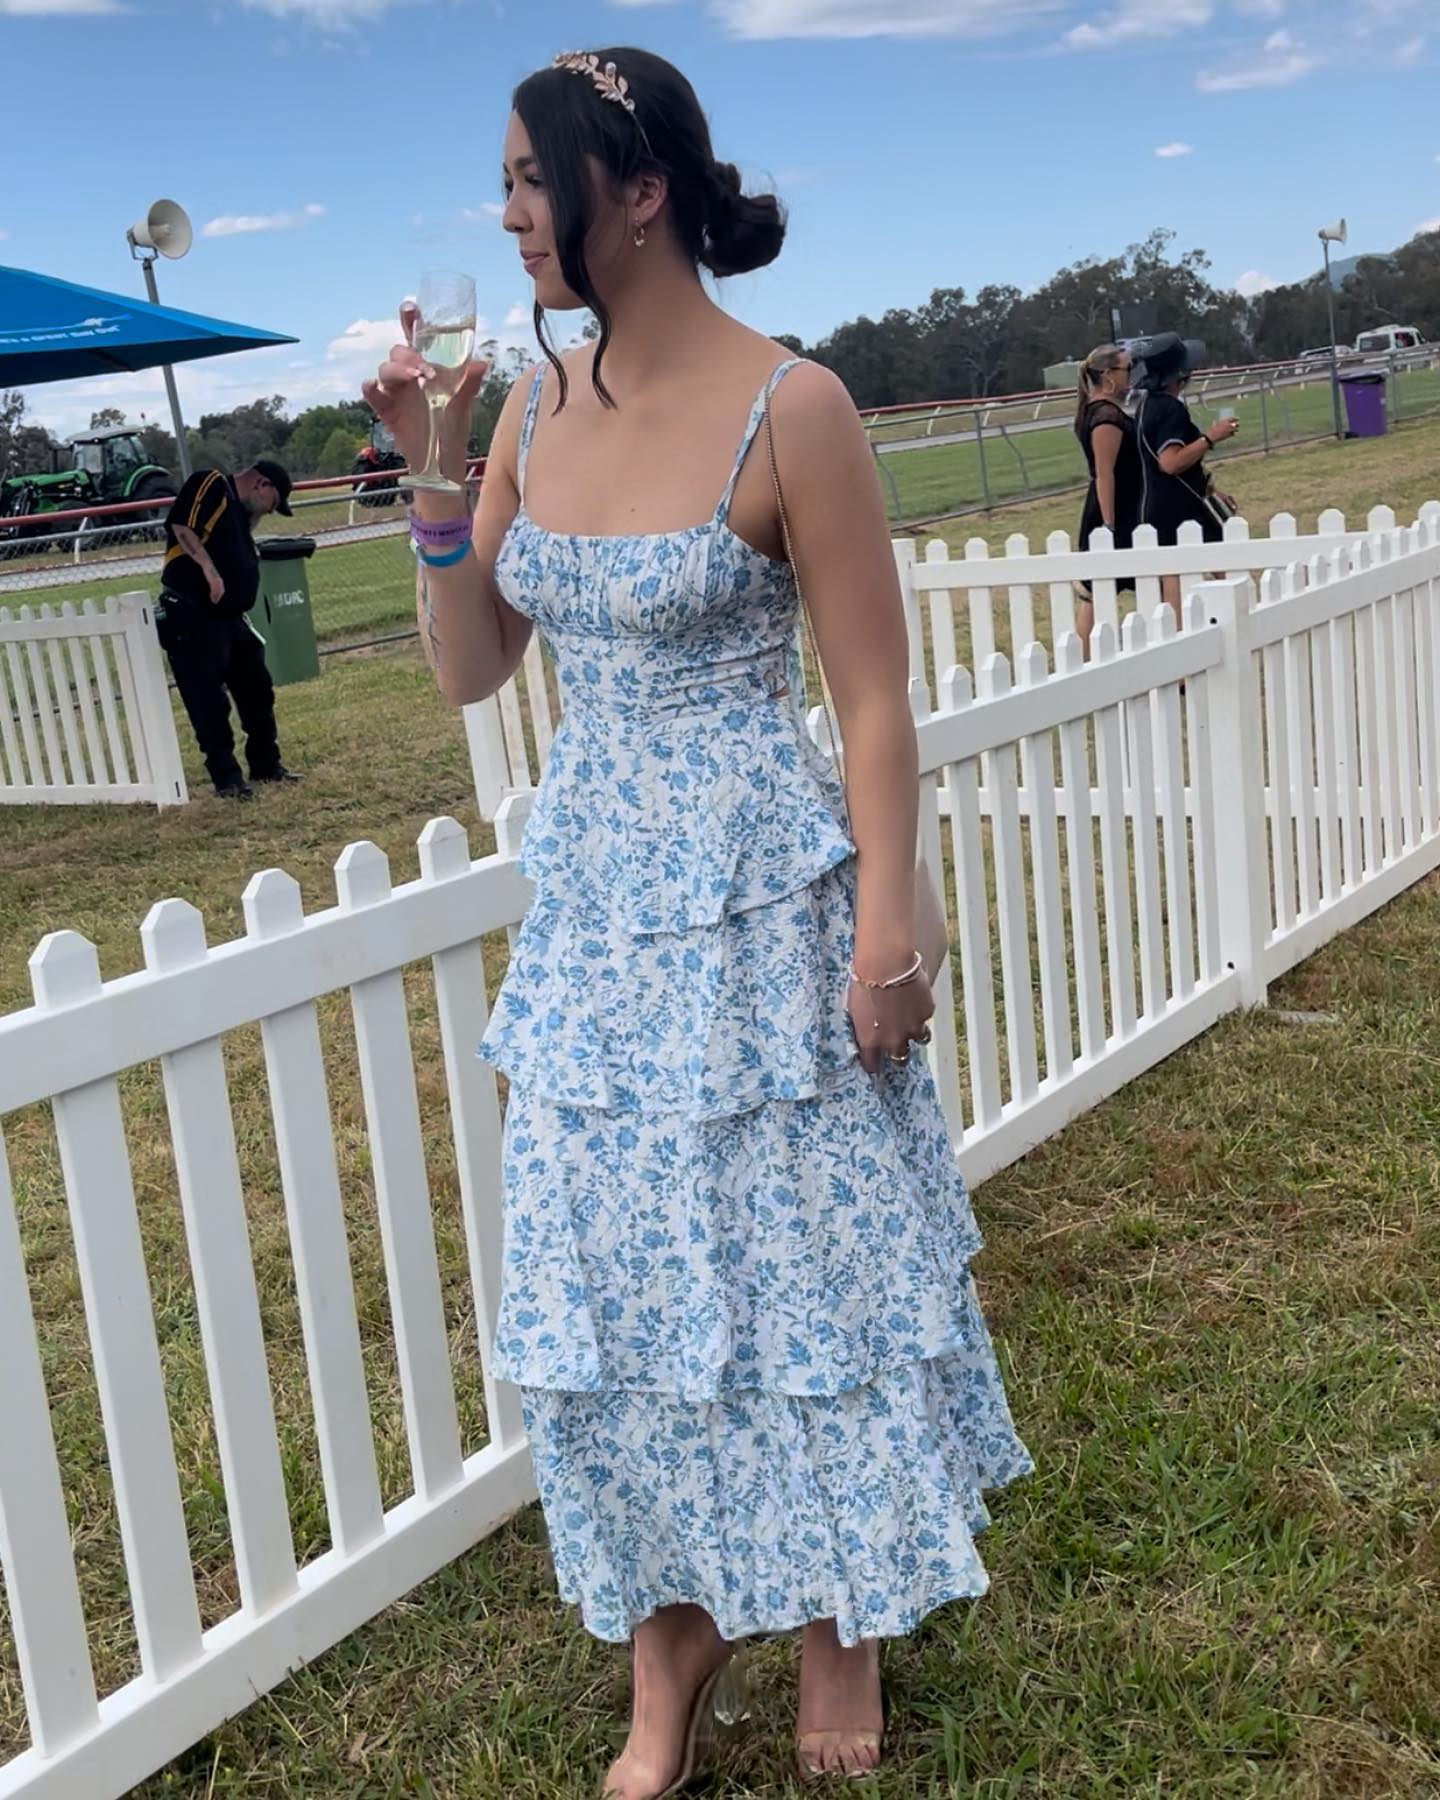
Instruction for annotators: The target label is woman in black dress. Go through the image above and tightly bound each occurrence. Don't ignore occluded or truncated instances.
[1134,341,1239,619]
[1074,343,1140,653]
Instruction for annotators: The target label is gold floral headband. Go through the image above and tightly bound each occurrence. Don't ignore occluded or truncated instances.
[554,51,636,112]
[553,51,653,151]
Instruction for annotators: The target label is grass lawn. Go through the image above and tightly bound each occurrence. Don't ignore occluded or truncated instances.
[881,365,1440,524]
[931,410,1440,559]
[7,392,1439,663]
[1,421,1438,1798]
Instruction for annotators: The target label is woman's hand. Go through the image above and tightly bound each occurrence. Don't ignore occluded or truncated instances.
[362,303,490,482]
[848,973,935,1076]
[1208,416,1240,444]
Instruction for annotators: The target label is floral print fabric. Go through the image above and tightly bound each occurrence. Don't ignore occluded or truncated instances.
[485,362,1030,1644]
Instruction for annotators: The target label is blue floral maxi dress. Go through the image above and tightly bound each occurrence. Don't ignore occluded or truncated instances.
[481,361,1031,1646]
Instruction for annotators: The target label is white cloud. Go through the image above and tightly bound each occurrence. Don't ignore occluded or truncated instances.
[700,0,1067,39]
[18,344,296,439]
[0,228,8,239]
[203,202,326,237]
[1395,33,1425,60]
[462,202,506,221]
[0,0,126,12]
[17,294,521,439]
[1065,0,1209,48]
[1234,269,1279,296]
[238,0,410,20]
[1417,216,1440,236]
[504,303,530,327]
[1155,140,1194,157]
[325,318,406,365]
[1196,30,1323,87]
[19,302,538,438]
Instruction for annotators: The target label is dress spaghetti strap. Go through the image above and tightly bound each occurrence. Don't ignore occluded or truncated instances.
[713,358,802,525]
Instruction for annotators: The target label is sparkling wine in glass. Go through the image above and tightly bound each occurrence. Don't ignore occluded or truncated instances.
[407,269,477,494]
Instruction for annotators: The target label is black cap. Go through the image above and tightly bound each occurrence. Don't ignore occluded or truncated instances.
[251,458,293,516]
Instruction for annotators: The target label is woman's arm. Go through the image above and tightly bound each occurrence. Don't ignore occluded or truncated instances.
[1091,421,1123,527]
[769,362,931,1067]
[414,377,533,707]
[1157,412,1237,479]
[365,335,532,709]
[1156,434,1211,479]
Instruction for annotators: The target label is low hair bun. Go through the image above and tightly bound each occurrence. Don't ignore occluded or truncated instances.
[701,159,786,278]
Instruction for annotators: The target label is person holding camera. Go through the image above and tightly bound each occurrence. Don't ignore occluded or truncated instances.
[1133,334,1240,617]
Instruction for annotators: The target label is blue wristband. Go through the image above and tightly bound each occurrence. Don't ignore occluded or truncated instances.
[416,539,473,569]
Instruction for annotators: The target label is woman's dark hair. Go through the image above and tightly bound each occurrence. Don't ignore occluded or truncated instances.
[513,47,787,407]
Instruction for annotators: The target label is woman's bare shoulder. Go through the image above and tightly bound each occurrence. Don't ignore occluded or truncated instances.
[768,356,861,446]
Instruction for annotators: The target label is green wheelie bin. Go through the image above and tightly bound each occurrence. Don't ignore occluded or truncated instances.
[253,535,320,685]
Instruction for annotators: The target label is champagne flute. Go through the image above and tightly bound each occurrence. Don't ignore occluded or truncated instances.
[407,269,477,494]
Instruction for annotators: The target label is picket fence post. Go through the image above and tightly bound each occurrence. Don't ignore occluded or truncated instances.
[1200,577,1271,1006]
[463,696,513,821]
[119,593,188,807]
[892,539,927,702]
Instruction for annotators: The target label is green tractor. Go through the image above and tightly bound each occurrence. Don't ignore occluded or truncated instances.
[1,426,176,550]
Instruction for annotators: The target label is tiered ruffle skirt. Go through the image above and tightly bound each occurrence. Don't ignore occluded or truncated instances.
[480,717,1031,1643]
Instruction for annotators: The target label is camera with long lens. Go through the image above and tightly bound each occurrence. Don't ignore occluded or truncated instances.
[1127,333,1207,391]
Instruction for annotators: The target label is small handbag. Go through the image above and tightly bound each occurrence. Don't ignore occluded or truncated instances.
[764,398,950,986]
[1204,480,1238,527]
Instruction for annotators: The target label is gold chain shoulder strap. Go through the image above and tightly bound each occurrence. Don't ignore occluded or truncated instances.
[763,370,951,987]
[763,381,849,811]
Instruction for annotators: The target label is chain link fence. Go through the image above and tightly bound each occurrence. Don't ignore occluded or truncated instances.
[866,349,1440,527]
[0,470,480,653]
[5,351,1439,650]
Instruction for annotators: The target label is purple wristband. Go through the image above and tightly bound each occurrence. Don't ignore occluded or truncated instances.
[408,509,472,551]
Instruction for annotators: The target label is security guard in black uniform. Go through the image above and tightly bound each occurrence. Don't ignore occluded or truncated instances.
[158,459,304,799]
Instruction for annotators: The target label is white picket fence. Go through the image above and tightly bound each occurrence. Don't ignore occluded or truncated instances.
[2,519,1439,1795]
[464,503,1439,820]
[0,595,187,808]
[915,518,1440,1179]
[901,502,1440,700]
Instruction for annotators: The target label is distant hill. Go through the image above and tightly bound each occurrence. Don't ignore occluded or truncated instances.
[1328,250,1390,287]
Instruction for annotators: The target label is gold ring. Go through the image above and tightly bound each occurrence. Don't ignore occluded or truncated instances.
[888,1050,909,1065]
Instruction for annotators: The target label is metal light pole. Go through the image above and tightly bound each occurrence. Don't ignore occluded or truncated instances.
[126,199,195,478]
[1318,217,1348,441]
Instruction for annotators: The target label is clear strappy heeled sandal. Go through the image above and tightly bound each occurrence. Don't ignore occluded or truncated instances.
[602,1647,752,1800]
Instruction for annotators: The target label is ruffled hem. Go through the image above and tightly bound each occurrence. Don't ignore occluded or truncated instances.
[522,1348,1033,1645]
[490,1060,986,1399]
[479,863,860,1120]
[516,708,853,937]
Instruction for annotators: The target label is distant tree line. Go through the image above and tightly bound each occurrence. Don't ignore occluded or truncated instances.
[4,227,1436,485]
[776,226,1440,411]
[0,346,531,487]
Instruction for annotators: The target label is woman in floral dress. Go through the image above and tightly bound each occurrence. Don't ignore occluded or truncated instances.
[366,45,1030,1798]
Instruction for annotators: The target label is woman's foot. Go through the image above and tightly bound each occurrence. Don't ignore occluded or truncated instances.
[796,1621,884,1780]
[603,1605,735,1800]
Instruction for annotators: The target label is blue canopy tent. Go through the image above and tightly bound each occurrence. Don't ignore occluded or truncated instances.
[0,265,296,386]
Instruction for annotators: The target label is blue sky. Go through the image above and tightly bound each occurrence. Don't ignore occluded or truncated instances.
[3,0,1437,436]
